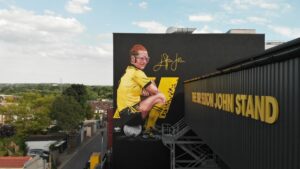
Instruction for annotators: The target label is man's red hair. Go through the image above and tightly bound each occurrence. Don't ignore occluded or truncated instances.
[130,44,147,56]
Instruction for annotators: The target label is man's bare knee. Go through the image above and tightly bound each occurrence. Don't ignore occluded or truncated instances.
[139,93,166,113]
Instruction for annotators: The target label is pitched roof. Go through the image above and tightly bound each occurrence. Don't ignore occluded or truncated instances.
[0,156,31,168]
[88,100,112,111]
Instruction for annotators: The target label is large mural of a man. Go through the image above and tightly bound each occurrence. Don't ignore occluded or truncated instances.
[114,44,166,137]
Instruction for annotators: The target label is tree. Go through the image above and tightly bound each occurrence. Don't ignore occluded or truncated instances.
[50,96,84,133]
[97,86,113,99]
[85,104,94,120]
[0,92,55,156]
[0,92,55,135]
[12,92,55,135]
[62,84,96,119]
[86,86,98,100]
[63,84,88,107]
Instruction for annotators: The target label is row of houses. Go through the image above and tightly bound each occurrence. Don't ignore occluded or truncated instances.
[0,120,103,169]
[1,97,112,125]
[0,99,112,169]
[0,94,19,125]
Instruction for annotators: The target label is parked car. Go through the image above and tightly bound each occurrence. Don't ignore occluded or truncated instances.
[27,149,49,161]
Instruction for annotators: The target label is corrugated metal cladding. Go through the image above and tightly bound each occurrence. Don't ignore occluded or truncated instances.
[184,39,300,169]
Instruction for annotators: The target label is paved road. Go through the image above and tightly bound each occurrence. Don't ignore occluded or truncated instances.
[61,128,107,169]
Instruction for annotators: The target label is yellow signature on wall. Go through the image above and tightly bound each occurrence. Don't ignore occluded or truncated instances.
[153,53,185,72]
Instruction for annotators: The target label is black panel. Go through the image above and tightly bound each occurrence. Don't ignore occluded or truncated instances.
[112,134,170,169]
[184,43,300,169]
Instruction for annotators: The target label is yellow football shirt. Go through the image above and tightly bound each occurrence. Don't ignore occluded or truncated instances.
[116,66,151,113]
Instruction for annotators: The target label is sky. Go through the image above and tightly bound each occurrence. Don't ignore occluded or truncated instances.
[0,0,299,85]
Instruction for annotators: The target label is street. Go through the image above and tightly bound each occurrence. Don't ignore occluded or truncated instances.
[61,128,107,169]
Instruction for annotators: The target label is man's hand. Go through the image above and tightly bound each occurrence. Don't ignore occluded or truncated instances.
[159,92,166,104]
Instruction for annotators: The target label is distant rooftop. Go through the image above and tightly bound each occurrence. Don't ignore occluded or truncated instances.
[166,27,196,34]
[166,27,284,50]
[265,41,285,49]
[226,29,256,34]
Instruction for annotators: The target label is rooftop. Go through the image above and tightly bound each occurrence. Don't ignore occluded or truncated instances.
[226,29,256,34]
[0,156,31,168]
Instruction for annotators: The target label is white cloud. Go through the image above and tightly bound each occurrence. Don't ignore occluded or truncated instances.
[230,19,246,24]
[232,0,249,9]
[252,1,279,10]
[96,43,112,57]
[247,16,269,24]
[233,0,279,10]
[221,4,232,12]
[193,25,222,33]
[97,33,113,42]
[189,14,214,22]
[268,25,300,39]
[44,10,56,15]
[138,1,148,9]
[0,7,112,85]
[229,17,269,25]
[65,0,92,14]
[0,7,84,44]
[281,4,292,12]
[222,0,291,12]
[132,21,167,33]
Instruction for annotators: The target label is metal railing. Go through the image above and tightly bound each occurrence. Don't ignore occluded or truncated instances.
[161,118,219,169]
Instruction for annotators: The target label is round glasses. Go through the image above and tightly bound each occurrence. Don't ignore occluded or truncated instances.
[136,56,150,62]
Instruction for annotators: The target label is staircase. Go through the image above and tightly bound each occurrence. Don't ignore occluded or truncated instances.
[161,118,220,169]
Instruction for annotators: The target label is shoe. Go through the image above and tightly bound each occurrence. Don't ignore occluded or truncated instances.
[141,128,161,140]
[150,126,161,134]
